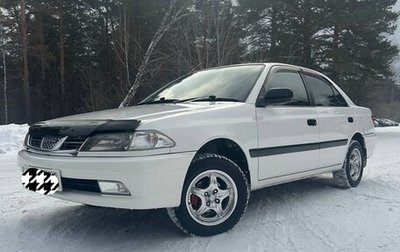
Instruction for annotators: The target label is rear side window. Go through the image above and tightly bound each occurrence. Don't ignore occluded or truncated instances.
[266,71,310,106]
[303,74,347,107]
[332,87,348,106]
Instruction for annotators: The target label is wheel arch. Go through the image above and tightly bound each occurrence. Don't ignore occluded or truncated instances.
[189,138,251,186]
[350,132,367,167]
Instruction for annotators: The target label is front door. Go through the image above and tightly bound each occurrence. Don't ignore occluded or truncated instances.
[255,66,320,180]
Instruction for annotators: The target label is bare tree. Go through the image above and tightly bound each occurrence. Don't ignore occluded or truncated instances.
[211,1,236,65]
[80,67,100,112]
[1,24,8,124]
[59,0,66,114]
[112,7,133,92]
[165,1,239,72]
[37,11,47,93]
[20,0,31,122]
[119,0,190,108]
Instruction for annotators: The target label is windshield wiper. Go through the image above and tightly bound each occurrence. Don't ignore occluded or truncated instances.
[179,95,240,103]
[139,97,180,105]
[140,96,241,105]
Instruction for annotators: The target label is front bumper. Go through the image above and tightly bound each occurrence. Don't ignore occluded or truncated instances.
[17,150,195,209]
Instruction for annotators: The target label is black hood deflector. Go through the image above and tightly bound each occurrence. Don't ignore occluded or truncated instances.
[29,120,141,137]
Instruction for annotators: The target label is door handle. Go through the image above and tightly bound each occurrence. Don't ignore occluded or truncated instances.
[307,119,317,126]
[348,117,354,123]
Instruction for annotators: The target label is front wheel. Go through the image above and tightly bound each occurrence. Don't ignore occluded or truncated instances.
[167,153,250,236]
[333,140,365,188]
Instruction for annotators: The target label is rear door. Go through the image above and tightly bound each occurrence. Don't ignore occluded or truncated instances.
[255,66,320,180]
[301,73,353,168]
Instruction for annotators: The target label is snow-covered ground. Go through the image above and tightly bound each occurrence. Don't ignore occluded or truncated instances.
[0,124,28,154]
[1,125,400,252]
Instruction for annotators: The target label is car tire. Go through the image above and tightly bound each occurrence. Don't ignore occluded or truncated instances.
[333,140,365,188]
[167,153,250,236]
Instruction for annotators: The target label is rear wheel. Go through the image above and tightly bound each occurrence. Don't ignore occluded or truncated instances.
[167,153,250,236]
[333,140,364,188]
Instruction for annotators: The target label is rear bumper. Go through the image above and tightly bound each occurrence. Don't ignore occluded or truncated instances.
[364,132,376,159]
[17,150,195,209]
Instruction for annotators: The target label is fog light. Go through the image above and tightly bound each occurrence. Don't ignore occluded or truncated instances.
[98,181,130,195]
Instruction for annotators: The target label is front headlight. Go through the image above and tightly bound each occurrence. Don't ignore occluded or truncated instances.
[80,131,175,152]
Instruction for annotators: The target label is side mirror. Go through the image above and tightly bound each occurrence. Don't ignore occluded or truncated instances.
[264,88,293,104]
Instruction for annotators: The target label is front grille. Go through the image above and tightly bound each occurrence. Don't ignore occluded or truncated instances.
[28,135,87,151]
[29,135,43,148]
[62,177,101,193]
[60,136,87,150]
[41,136,67,150]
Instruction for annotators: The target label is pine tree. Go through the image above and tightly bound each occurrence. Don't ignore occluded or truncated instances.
[314,0,399,102]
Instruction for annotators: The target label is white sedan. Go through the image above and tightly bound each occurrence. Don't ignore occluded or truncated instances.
[18,63,376,236]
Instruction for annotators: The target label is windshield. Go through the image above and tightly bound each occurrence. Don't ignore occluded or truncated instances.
[141,65,265,103]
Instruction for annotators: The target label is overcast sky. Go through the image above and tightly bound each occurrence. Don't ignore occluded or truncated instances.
[391,1,400,43]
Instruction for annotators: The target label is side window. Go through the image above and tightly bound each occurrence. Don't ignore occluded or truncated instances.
[303,74,339,106]
[266,71,310,106]
[332,87,348,106]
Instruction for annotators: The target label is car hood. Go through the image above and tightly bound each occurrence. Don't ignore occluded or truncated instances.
[49,102,241,122]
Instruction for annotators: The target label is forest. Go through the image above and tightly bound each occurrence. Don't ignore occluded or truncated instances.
[0,0,399,124]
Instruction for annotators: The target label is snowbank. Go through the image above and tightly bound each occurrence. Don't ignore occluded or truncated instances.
[375,125,400,133]
[0,124,29,154]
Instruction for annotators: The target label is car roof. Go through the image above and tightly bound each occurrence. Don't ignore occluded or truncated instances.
[225,62,356,107]
[191,62,356,106]
[207,62,326,76]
